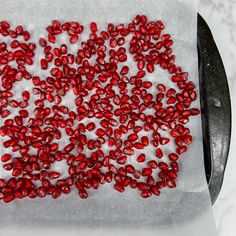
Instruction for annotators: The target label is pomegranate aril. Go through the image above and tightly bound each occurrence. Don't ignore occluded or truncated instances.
[1,154,11,162]
[3,194,15,203]
[90,22,97,32]
[114,184,125,193]
[142,168,152,176]
[137,153,145,162]
[168,153,179,161]
[155,148,163,158]
[141,189,152,198]
[48,171,60,179]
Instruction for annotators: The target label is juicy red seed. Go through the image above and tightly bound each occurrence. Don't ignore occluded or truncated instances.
[70,34,79,43]
[155,148,163,158]
[147,63,154,73]
[147,160,158,169]
[168,153,179,161]
[123,148,134,156]
[160,138,170,145]
[114,184,125,193]
[176,145,187,155]
[167,179,176,188]
[125,165,135,174]
[90,22,97,32]
[128,133,138,142]
[151,186,160,196]
[22,91,30,101]
[137,153,145,162]
[86,122,96,131]
[19,110,29,118]
[134,143,145,149]
[157,84,166,92]
[79,189,88,199]
[1,154,11,162]
[159,162,168,171]
[48,171,60,179]
[3,194,15,203]
[168,170,177,179]
[117,156,127,165]
[141,189,152,198]
[142,168,152,176]
[41,59,48,69]
[183,134,192,144]
[120,66,129,75]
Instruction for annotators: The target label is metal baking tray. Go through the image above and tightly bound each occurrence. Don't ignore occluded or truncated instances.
[198,14,231,204]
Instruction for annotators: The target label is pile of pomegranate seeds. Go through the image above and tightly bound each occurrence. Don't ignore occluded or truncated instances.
[0,15,200,203]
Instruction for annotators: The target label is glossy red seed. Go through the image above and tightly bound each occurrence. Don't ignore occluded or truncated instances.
[147,63,154,73]
[117,156,127,165]
[142,168,152,176]
[125,165,135,174]
[147,160,158,169]
[79,189,88,199]
[137,153,145,162]
[48,171,60,179]
[168,153,179,161]
[114,183,125,193]
[155,148,163,158]
[70,34,79,43]
[41,59,48,69]
[183,134,192,145]
[3,194,15,203]
[1,154,11,162]
[167,179,176,188]
[159,162,168,171]
[150,186,160,197]
[128,133,138,142]
[176,145,187,155]
[90,22,97,32]
[141,189,152,198]
[123,148,134,155]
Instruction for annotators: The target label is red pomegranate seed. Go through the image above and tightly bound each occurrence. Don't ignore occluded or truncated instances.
[168,153,179,161]
[137,153,145,162]
[79,189,88,199]
[128,133,138,142]
[147,63,154,73]
[48,171,60,179]
[141,189,152,198]
[90,22,97,32]
[114,184,125,193]
[117,156,127,165]
[1,154,11,162]
[41,59,48,69]
[70,34,79,43]
[147,160,158,169]
[142,168,152,176]
[125,165,135,174]
[151,186,160,196]
[167,179,176,188]
[123,148,134,156]
[3,194,15,203]
[159,162,168,171]
[176,145,187,155]
[155,148,163,158]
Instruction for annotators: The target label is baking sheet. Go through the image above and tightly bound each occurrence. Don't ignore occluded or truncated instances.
[0,0,218,235]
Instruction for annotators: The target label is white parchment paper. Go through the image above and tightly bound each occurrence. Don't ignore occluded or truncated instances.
[0,0,218,235]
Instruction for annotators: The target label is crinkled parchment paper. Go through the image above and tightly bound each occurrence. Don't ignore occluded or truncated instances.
[0,0,218,235]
